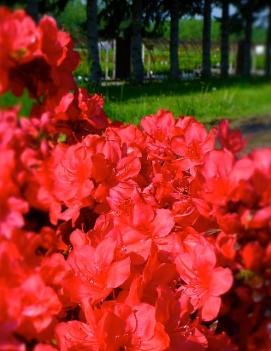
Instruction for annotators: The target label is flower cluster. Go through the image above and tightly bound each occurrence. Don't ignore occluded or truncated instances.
[1,8,271,351]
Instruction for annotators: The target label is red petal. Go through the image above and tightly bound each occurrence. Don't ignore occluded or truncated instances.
[210,267,233,296]
[201,296,221,321]
[106,257,131,288]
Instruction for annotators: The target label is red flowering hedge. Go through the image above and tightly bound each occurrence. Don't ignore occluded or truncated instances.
[1,8,271,351]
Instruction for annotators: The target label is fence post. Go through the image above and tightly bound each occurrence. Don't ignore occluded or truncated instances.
[147,51,151,79]
[105,46,109,80]
[112,39,116,80]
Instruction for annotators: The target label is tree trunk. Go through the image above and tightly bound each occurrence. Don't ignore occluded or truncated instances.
[220,0,229,77]
[202,0,212,78]
[243,0,253,77]
[265,5,271,77]
[116,37,131,80]
[131,0,144,83]
[169,0,179,79]
[236,40,245,75]
[87,0,101,83]
[26,0,39,23]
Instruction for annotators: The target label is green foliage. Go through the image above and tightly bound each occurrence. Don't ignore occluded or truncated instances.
[162,18,266,44]
[253,26,267,44]
[162,18,220,42]
[0,90,34,116]
[98,0,131,38]
[236,269,254,282]
[75,49,90,77]
[255,54,265,70]
[56,0,86,44]
[57,133,67,143]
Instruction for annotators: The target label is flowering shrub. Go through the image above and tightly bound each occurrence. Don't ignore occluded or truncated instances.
[1,8,271,351]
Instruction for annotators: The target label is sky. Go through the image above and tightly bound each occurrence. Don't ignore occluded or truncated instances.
[211,4,267,27]
[212,5,236,18]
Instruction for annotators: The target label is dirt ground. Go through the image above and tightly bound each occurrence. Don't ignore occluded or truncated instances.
[233,115,271,152]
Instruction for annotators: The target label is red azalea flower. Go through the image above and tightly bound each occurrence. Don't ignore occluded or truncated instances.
[175,238,233,321]
[65,235,131,304]
[9,274,61,337]
[56,301,169,351]
[217,119,246,154]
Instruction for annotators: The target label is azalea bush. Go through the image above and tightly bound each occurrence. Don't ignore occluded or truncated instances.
[1,7,271,351]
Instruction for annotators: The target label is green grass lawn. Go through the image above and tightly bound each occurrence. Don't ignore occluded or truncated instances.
[1,77,271,127]
[87,77,271,125]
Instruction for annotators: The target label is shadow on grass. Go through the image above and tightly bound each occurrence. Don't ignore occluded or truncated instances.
[86,76,271,103]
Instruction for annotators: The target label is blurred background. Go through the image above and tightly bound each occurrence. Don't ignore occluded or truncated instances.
[1,0,271,142]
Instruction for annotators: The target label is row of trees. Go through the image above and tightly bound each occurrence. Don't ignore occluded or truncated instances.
[87,0,271,82]
[3,0,271,82]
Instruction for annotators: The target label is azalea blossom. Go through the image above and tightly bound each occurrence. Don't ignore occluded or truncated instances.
[0,7,271,351]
